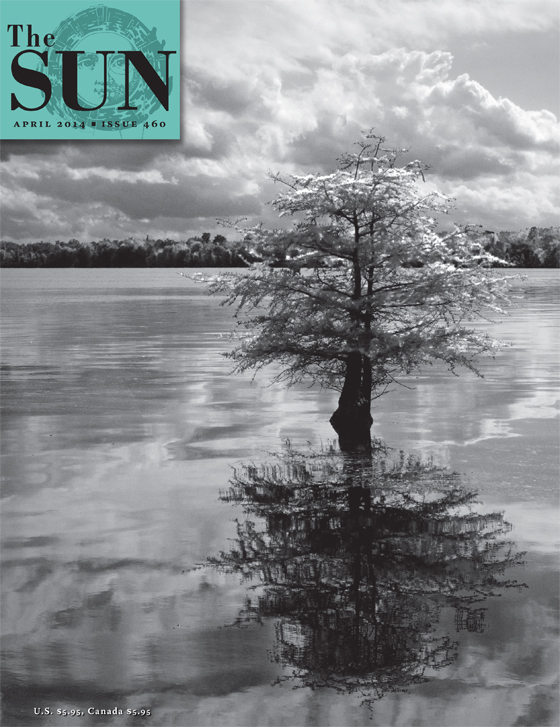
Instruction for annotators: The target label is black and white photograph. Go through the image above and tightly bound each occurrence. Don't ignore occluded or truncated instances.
[1,1,559,725]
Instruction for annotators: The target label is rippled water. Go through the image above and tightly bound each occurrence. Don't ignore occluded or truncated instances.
[1,268,558,727]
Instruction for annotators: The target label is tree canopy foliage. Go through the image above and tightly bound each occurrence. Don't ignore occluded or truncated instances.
[208,134,515,448]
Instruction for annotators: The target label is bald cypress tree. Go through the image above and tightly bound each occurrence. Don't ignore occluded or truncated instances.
[209,134,510,450]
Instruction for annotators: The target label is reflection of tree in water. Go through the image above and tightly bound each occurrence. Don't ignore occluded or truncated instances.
[210,442,526,706]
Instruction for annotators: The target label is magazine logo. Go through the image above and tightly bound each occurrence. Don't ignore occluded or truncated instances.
[1,1,180,139]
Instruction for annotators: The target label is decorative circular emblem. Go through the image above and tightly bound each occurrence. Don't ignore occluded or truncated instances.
[45,4,171,130]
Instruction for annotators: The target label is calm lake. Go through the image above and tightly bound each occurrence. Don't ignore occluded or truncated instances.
[1,268,558,727]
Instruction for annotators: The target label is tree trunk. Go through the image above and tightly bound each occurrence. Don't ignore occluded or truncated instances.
[330,351,373,452]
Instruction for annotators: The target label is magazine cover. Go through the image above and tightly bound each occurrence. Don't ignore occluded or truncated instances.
[1,1,558,726]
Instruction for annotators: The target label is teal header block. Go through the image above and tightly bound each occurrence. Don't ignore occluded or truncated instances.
[1,0,181,139]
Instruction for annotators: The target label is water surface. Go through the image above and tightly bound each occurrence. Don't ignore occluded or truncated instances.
[1,268,558,726]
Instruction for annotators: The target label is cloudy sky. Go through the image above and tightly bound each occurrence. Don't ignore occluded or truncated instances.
[1,0,559,243]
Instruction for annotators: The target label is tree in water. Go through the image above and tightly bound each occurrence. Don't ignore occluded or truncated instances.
[209,443,525,708]
[208,133,511,450]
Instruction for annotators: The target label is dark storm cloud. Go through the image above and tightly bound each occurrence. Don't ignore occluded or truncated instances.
[66,141,179,171]
[1,139,179,171]
[1,136,225,170]
[0,141,69,162]
[513,686,559,727]
[288,117,366,171]
[18,169,261,220]
[427,146,518,180]
[188,69,255,116]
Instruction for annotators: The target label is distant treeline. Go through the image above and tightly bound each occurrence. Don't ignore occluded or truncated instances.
[476,227,559,268]
[1,227,559,268]
[0,234,254,268]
